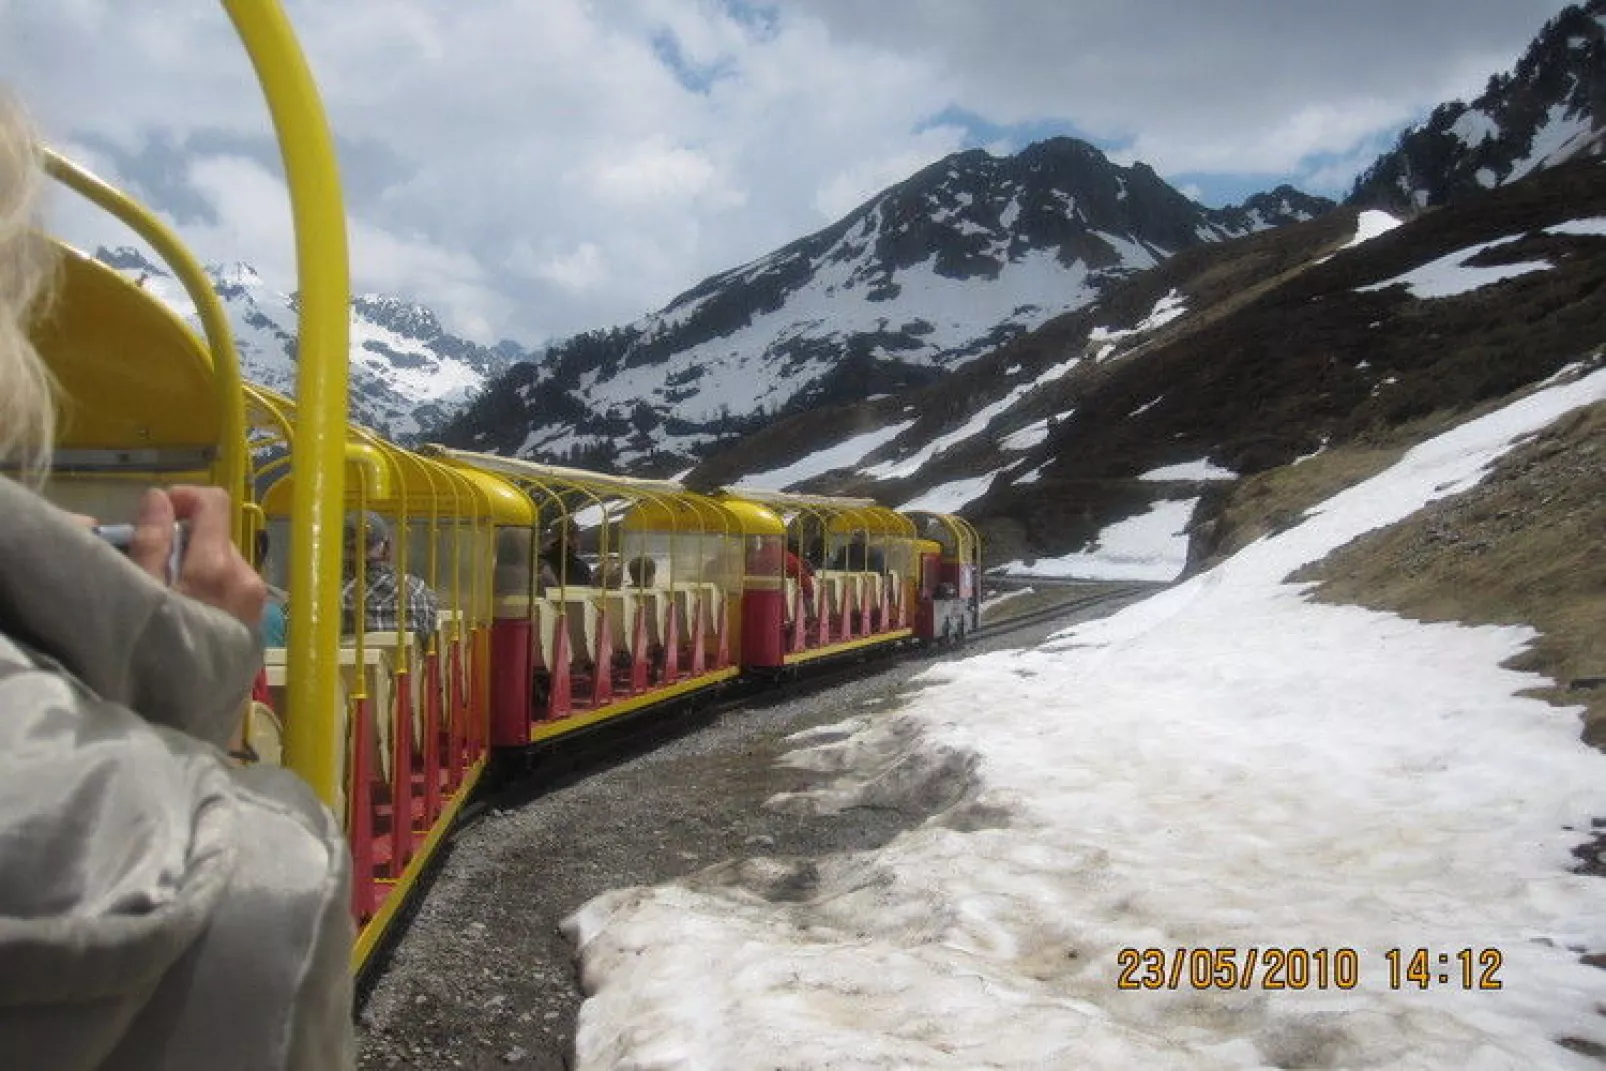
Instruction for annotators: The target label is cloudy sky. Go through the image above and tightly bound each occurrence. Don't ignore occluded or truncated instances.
[0,0,1574,349]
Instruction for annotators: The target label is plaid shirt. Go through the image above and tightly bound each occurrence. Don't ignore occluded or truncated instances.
[341,565,440,641]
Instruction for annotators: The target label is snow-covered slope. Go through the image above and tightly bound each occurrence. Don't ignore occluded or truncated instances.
[566,364,1606,1071]
[443,138,1331,469]
[687,149,1606,574]
[95,246,520,440]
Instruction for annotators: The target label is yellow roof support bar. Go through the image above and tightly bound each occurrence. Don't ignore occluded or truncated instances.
[716,487,879,510]
[225,0,350,809]
[41,149,248,547]
[424,444,689,498]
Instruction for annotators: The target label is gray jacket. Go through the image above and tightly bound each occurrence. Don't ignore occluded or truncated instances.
[0,477,355,1070]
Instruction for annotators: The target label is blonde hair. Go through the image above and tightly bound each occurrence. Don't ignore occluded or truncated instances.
[0,88,57,484]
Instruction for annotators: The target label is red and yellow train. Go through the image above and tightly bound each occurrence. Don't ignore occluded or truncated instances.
[23,0,982,974]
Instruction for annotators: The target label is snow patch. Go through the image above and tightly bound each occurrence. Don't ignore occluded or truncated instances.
[1138,458,1237,482]
[995,497,1199,582]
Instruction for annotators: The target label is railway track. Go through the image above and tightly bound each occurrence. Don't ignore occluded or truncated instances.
[977,580,1160,640]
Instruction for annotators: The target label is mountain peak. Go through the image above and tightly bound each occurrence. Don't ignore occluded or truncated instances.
[441,135,1330,468]
[206,261,265,292]
[94,245,165,277]
[353,294,444,342]
[1348,0,1606,212]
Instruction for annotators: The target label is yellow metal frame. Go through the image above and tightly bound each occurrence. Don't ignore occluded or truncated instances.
[225,0,351,808]
[529,668,740,741]
[908,511,983,568]
[784,629,914,665]
[351,759,488,966]
[424,444,741,595]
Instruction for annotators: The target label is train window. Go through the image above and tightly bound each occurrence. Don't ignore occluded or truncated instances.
[493,526,533,598]
[40,476,152,523]
[885,539,913,580]
[404,517,434,589]
[745,534,783,588]
[703,532,743,591]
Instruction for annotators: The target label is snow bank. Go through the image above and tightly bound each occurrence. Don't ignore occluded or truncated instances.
[566,366,1606,1069]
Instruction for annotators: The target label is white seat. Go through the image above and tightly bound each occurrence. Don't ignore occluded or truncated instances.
[602,589,639,654]
[339,633,421,784]
[437,605,462,630]
[639,588,670,647]
[669,582,702,637]
[698,582,724,636]
[557,589,601,664]
[817,570,850,615]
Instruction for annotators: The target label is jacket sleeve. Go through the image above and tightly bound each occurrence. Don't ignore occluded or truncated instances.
[0,641,355,1071]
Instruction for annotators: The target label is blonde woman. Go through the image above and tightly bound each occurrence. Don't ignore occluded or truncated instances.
[0,91,355,1069]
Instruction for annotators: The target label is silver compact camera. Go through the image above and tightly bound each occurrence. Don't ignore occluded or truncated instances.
[94,522,188,584]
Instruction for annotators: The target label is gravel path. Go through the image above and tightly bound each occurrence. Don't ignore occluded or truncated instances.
[356,584,1153,1070]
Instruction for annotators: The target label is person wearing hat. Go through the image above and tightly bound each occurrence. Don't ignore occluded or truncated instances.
[538,516,592,587]
[341,511,439,641]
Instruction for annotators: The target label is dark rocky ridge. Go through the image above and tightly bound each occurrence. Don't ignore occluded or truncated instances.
[1350,0,1606,213]
[690,156,1606,569]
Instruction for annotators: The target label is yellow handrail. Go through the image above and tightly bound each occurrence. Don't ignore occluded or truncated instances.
[40,149,249,546]
[225,0,351,808]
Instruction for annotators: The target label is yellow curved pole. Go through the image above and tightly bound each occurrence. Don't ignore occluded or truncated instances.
[42,149,249,546]
[225,0,350,808]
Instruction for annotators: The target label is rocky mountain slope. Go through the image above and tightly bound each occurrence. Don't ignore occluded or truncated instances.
[97,246,519,441]
[1350,0,1605,213]
[691,155,1605,567]
[439,139,1330,469]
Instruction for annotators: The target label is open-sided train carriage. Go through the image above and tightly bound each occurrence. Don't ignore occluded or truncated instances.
[422,447,747,744]
[248,387,525,949]
[909,511,983,644]
[714,488,927,668]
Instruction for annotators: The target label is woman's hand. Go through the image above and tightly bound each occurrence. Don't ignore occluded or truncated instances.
[132,486,266,629]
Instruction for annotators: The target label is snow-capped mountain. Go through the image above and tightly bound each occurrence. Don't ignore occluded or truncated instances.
[1349,0,1606,213]
[95,246,520,441]
[690,151,1606,572]
[441,137,1331,469]
[667,0,1606,574]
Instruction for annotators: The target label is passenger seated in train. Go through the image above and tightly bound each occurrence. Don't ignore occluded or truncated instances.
[785,538,816,624]
[539,517,592,586]
[341,510,440,641]
[255,528,288,647]
[626,555,657,587]
[597,551,623,588]
[828,530,886,572]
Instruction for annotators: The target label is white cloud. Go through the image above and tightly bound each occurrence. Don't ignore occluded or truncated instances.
[533,242,608,295]
[0,0,1576,348]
